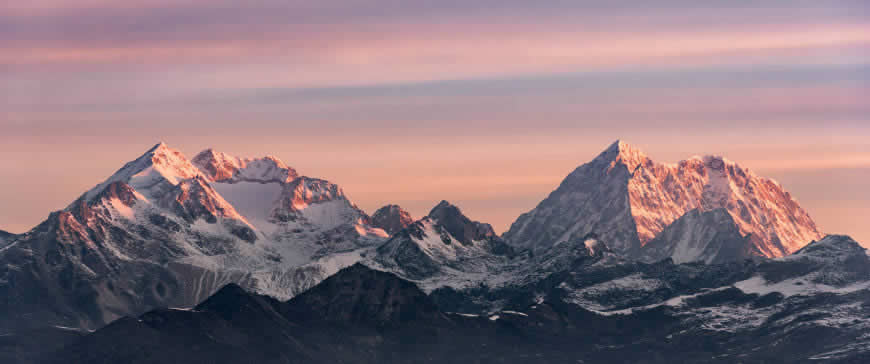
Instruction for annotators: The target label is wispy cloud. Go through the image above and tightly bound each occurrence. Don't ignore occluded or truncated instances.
[0,1,868,243]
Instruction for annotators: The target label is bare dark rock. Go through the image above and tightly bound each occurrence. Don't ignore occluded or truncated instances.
[371,204,414,236]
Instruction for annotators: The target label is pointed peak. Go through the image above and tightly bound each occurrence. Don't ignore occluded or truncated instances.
[149,141,169,151]
[606,139,628,151]
[371,204,414,236]
[614,139,644,154]
[427,200,474,222]
[594,140,649,170]
[194,283,282,318]
[81,142,200,202]
[145,142,187,159]
[191,148,241,182]
[373,204,412,218]
[141,141,188,161]
[285,263,441,325]
[430,200,458,214]
[428,200,467,221]
[604,139,641,153]
[142,141,181,158]
[793,234,866,257]
[426,200,497,245]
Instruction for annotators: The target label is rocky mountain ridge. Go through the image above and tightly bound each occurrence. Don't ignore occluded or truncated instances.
[374,200,514,284]
[0,143,389,335]
[370,204,415,235]
[45,242,870,363]
[504,140,823,263]
[0,140,854,364]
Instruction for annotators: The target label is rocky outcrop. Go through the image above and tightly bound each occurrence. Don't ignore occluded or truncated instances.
[370,205,414,236]
[192,149,298,184]
[375,201,513,282]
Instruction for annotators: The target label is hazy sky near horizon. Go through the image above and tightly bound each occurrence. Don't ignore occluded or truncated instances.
[1,1,869,245]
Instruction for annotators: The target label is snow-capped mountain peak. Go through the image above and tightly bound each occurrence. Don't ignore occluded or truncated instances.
[792,234,866,259]
[273,176,346,214]
[0,142,395,331]
[189,148,372,237]
[428,200,496,245]
[83,142,203,201]
[375,200,513,282]
[596,139,651,173]
[505,140,822,262]
[66,143,255,239]
[191,149,243,181]
[192,149,298,184]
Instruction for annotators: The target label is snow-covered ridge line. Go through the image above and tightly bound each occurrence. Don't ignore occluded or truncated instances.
[0,141,399,332]
[734,276,870,298]
[2,139,857,348]
[80,142,203,202]
[505,139,823,264]
[192,148,299,184]
[584,286,735,316]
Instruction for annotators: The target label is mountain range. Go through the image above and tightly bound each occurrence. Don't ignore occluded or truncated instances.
[0,140,865,363]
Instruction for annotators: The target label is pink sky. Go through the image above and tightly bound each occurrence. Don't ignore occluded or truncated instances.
[1,1,868,245]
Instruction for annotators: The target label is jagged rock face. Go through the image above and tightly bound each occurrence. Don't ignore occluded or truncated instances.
[192,149,298,184]
[47,241,870,364]
[82,143,201,203]
[2,140,859,364]
[638,208,762,264]
[0,176,263,333]
[505,140,823,258]
[157,177,248,225]
[793,234,867,258]
[431,234,870,361]
[505,141,642,255]
[0,143,387,334]
[763,235,870,287]
[370,205,414,235]
[270,176,356,224]
[195,149,387,245]
[428,200,496,245]
[627,153,821,257]
[191,149,240,181]
[375,201,514,282]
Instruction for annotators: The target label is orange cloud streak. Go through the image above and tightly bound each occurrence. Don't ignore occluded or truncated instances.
[4,25,868,89]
